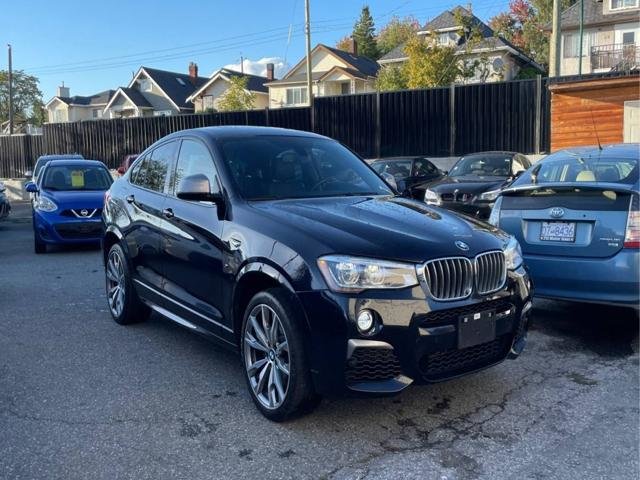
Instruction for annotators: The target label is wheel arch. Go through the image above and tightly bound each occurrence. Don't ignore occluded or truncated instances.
[102,225,124,266]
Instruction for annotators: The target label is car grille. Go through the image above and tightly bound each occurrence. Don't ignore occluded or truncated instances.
[423,251,506,300]
[60,208,101,218]
[345,347,402,384]
[440,192,473,203]
[420,298,514,326]
[419,335,510,381]
[475,251,507,295]
[54,223,103,239]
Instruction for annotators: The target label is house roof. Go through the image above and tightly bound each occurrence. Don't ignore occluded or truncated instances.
[104,87,153,111]
[187,68,269,101]
[50,89,115,107]
[132,66,209,110]
[554,0,639,30]
[422,6,492,37]
[266,44,379,86]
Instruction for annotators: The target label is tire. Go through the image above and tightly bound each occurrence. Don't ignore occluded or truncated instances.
[33,218,46,254]
[241,288,320,421]
[106,243,150,325]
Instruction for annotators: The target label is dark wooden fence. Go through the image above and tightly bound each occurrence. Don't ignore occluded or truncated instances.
[0,77,550,176]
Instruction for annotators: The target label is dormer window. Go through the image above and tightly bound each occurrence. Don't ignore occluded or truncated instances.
[138,78,152,92]
[611,0,639,10]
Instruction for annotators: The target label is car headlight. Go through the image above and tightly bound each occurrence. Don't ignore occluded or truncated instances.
[488,196,503,226]
[503,236,523,270]
[424,189,440,205]
[478,189,501,202]
[317,255,419,292]
[34,196,57,212]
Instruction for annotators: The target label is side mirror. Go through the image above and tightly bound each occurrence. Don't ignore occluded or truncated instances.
[513,170,525,178]
[25,170,33,179]
[25,182,38,193]
[380,172,398,191]
[177,174,225,217]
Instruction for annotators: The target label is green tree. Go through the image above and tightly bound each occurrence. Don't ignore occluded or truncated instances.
[376,15,420,57]
[375,65,407,91]
[352,5,379,59]
[403,35,461,88]
[0,70,44,126]
[217,75,256,112]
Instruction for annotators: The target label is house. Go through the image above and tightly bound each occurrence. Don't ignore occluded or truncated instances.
[378,6,542,83]
[103,63,208,118]
[265,43,379,108]
[555,0,639,76]
[186,66,272,112]
[45,86,115,123]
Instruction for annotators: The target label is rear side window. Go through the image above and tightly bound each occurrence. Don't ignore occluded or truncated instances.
[170,139,221,195]
[131,141,177,192]
[413,159,438,176]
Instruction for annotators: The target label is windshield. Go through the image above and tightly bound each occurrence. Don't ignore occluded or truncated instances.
[512,152,638,187]
[218,136,393,200]
[42,165,113,191]
[449,154,513,177]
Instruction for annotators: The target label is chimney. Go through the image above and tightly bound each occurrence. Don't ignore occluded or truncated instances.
[349,37,358,56]
[188,62,198,84]
[266,63,275,81]
[57,83,70,98]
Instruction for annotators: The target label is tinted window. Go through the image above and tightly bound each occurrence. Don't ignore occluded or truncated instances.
[449,154,513,177]
[42,165,112,191]
[513,152,639,186]
[171,139,221,195]
[372,160,412,180]
[219,136,392,200]
[133,142,176,192]
[413,159,438,176]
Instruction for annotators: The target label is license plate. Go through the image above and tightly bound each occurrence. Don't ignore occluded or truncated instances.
[458,310,496,349]
[540,221,576,242]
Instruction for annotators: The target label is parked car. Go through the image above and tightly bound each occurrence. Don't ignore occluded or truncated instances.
[102,126,532,421]
[116,154,138,176]
[489,144,639,308]
[25,154,84,183]
[25,159,113,253]
[0,181,11,221]
[370,157,445,200]
[424,151,531,219]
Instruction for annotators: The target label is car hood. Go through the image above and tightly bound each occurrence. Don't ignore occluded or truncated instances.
[247,196,508,263]
[43,190,106,209]
[428,176,508,195]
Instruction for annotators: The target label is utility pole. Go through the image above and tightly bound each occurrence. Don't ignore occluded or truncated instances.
[7,44,13,135]
[549,0,562,77]
[304,0,313,108]
[578,0,584,76]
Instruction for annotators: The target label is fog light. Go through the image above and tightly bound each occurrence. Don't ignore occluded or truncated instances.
[356,310,375,334]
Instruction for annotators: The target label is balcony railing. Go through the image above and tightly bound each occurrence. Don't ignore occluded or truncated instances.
[591,43,639,71]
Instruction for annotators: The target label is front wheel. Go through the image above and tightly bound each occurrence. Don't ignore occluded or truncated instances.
[241,289,320,421]
[106,243,150,325]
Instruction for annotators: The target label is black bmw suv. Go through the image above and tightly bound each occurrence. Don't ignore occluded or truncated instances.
[102,127,532,421]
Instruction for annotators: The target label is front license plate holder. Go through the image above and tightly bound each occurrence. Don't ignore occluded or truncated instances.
[458,310,496,349]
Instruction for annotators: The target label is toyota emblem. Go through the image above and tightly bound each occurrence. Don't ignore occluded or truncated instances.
[549,207,565,218]
[80,209,89,217]
[455,240,469,251]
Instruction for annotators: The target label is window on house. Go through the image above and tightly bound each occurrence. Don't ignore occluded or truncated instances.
[340,82,351,95]
[563,34,580,58]
[54,109,66,122]
[139,78,152,92]
[623,32,636,44]
[611,0,639,10]
[92,109,103,119]
[202,96,215,111]
[285,87,308,105]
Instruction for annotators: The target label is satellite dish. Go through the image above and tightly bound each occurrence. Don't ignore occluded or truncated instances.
[492,58,504,71]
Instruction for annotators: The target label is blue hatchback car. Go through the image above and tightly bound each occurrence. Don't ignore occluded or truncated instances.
[26,159,113,253]
[489,144,639,308]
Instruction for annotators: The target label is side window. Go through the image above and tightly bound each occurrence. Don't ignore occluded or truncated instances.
[511,155,526,175]
[129,156,147,186]
[413,159,437,177]
[136,142,176,192]
[172,139,221,196]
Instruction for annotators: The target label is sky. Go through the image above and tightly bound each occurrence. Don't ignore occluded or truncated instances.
[1,0,510,101]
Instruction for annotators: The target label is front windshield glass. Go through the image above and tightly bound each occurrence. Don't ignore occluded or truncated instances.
[218,136,393,200]
[42,165,113,191]
[512,152,638,187]
[449,154,512,177]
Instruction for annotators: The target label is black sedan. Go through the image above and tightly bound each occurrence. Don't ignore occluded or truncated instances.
[424,151,531,219]
[103,127,532,421]
[371,156,445,200]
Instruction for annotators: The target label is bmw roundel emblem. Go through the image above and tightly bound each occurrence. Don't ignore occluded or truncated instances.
[550,207,565,218]
[455,240,469,251]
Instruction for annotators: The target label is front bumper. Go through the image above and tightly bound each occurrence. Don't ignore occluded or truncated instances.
[298,266,532,396]
[524,250,640,307]
[34,210,103,244]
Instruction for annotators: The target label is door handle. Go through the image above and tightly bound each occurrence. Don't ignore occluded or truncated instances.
[163,208,174,219]
[125,195,135,204]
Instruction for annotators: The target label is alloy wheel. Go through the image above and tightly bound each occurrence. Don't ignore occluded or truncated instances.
[106,250,126,317]
[243,304,290,410]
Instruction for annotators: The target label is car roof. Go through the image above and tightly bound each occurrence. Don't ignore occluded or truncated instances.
[37,154,84,161]
[461,151,519,157]
[46,159,107,167]
[371,157,428,163]
[161,126,328,142]
[552,143,639,161]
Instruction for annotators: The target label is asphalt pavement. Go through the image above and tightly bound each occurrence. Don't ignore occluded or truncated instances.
[1,202,638,480]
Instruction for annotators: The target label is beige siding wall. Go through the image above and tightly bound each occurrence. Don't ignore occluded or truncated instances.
[47,101,69,122]
[193,79,270,112]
